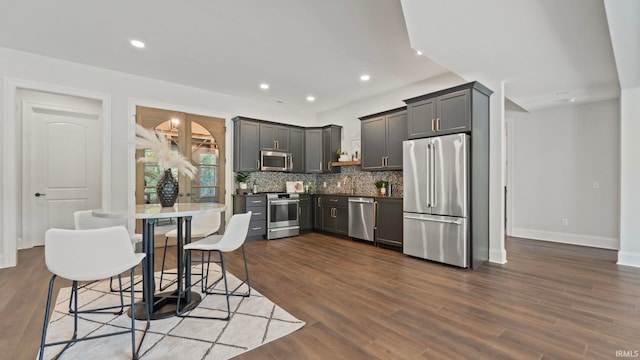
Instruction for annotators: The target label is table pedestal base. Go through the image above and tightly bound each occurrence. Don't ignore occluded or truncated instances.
[129,291,202,320]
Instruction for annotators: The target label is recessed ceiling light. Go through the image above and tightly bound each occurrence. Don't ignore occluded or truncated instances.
[260,83,270,90]
[416,50,423,56]
[306,96,315,102]
[360,74,371,82]
[130,40,145,48]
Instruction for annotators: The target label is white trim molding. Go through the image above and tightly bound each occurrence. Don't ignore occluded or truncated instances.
[617,251,640,268]
[511,227,619,250]
[1,77,111,268]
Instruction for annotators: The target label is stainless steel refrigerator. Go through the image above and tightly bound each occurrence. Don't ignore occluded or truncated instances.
[403,134,470,267]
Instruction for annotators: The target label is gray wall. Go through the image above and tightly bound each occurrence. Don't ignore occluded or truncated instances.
[508,99,620,249]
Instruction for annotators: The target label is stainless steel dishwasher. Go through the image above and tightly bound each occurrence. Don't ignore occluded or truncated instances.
[348,197,375,242]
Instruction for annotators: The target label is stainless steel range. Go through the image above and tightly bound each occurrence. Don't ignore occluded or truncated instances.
[266,193,300,240]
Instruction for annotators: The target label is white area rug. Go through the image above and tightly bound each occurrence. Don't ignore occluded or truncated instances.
[39,264,305,359]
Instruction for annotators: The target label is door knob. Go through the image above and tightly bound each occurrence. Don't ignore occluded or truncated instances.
[34,192,46,197]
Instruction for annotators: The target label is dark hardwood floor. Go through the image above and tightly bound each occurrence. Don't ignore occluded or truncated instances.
[1,233,639,359]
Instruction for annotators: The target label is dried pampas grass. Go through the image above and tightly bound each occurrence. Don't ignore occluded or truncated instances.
[135,124,197,180]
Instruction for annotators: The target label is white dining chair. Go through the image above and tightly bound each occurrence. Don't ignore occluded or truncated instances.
[39,226,149,360]
[176,212,252,320]
[73,210,143,299]
[158,211,222,290]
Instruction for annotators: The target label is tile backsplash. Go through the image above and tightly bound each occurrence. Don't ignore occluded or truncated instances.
[237,165,403,197]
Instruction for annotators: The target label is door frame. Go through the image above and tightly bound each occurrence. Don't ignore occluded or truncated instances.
[2,78,111,268]
[127,98,232,226]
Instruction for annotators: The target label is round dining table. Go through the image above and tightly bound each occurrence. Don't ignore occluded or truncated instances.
[93,202,226,320]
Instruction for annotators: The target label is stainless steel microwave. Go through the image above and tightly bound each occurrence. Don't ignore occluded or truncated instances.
[261,150,293,172]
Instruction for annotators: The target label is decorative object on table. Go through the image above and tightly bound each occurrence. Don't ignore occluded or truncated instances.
[252,180,258,194]
[375,180,389,196]
[286,181,305,193]
[235,171,250,194]
[307,183,314,194]
[135,124,197,207]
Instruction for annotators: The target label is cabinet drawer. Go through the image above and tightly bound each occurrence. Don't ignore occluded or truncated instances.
[246,206,266,220]
[247,220,266,236]
[323,196,347,207]
[246,197,266,206]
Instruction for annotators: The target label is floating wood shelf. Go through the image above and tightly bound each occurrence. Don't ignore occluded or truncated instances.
[331,160,361,167]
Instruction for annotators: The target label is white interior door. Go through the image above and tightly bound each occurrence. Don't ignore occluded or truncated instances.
[22,101,101,246]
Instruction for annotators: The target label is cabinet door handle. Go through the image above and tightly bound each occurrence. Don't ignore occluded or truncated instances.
[327,161,332,171]
[329,199,338,202]
[320,161,322,172]
[374,201,378,230]
[251,200,262,204]
[257,160,260,169]
[317,197,321,206]
[431,118,435,132]
[251,227,262,231]
[252,212,262,216]
[381,157,385,167]
[436,118,441,131]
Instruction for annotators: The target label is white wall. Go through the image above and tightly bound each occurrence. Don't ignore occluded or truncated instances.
[0,47,317,267]
[316,72,465,153]
[508,99,620,249]
[618,87,640,266]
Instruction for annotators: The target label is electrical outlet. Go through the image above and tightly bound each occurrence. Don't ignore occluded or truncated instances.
[592,181,600,189]
[323,182,327,188]
[337,182,341,188]
[561,218,569,226]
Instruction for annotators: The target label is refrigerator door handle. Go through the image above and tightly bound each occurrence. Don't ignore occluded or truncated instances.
[431,143,437,208]
[403,214,462,225]
[426,143,431,207]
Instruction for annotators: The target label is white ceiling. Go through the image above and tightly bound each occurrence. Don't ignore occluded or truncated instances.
[0,0,631,113]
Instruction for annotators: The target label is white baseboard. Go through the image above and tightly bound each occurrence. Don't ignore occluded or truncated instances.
[489,248,507,264]
[511,227,619,250]
[617,251,640,268]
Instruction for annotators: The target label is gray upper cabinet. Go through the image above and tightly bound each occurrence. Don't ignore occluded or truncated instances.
[305,126,342,174]
[233,117,260,172]
[290,127,305,173]
[323,125,342,173]
[259,123,290,151]
[405,85,475,139]
[305,129,323,173]
[360,107,407,171]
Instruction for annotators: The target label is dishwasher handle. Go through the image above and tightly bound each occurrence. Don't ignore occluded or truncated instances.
[348,197,374,204]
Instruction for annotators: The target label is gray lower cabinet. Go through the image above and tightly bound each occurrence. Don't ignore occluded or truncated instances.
[233,194,267,239]
[316,195,348,235]
[313,195,322,228]
[375,198,403,248]
[290,127,305,173]
[299,194,313,231]
[232,118,260,172]
[360,107,407,170]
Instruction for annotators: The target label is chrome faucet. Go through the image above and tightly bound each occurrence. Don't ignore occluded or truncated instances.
[343,175,356,195]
